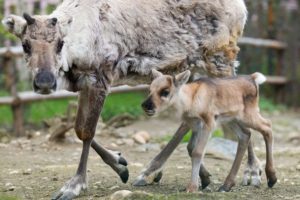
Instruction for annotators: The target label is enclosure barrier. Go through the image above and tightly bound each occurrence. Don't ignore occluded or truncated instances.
[0,37,289,136]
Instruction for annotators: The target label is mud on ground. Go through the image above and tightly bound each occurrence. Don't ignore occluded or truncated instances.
[0,111,300,200]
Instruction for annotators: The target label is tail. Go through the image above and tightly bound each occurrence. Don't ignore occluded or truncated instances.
[251,72,266,85]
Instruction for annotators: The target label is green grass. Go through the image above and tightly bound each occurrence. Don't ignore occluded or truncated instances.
[0,91,146,126]
[259,96,286,112]
[0,195,20,200]
[102,92,146,121]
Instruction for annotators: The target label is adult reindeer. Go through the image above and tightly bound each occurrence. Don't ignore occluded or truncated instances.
[2,0,262,199]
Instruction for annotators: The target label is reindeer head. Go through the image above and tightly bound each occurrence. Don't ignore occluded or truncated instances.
[2,13,65,94]
[141,69,191,116]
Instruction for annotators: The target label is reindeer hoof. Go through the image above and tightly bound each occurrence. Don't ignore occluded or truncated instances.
[153,171,163,183]
[201,175,211,189]
[119,168,129,183]
[267,177,277,188]
[133,175,148,186]
[52,175,87,200]
[218,185,232,192]
[242,166,262,187]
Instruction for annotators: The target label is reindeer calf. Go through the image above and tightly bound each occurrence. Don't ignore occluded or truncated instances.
[141,70,277,192]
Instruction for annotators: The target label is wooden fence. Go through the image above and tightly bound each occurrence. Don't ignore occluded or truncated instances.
[0,36,289,136]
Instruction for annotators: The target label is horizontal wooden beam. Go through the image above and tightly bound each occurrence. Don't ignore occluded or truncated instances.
[0,85,149,106]
[238,37,287,50]
[265,75,289,85]
[0,37,287,58]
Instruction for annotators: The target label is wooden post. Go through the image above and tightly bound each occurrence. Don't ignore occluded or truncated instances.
[3,56,24,137]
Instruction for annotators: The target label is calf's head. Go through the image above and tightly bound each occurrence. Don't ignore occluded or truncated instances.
[142,69,191,116]
[2,13,65,94]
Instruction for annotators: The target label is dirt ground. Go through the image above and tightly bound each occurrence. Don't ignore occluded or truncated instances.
[0,111,300,200]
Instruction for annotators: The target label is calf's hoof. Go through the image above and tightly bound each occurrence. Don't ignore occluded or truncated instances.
[218,182,235,192]
[267,176,277,188]
[266,169,277,188]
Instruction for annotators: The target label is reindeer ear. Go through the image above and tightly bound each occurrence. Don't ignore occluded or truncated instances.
[151,69,163,79]
[2,15,27,37]
[175,70,191,86]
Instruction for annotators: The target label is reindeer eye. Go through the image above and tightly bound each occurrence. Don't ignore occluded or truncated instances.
[160,89,169,97]
[22,40,31,55]
[56,40,64,54]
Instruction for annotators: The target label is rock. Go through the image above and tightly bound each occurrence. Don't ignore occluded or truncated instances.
[296,165,300,171]
[133,134,146,144]
[109,185,120,190]
[9,170,19,175]
[206,138,238,160]
[110,190,132,200]
[133,131,151,144]
[23,168,32,175]
[5,183,15,191]
[137,131,151,141]
[26,131,41,139]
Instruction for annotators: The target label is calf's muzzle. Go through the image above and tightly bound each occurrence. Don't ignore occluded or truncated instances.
[141,97,155,116]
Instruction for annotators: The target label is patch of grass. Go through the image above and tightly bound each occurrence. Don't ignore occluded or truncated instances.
[0,195,20,200]
[102,91,146,121]
[259,96,286,112]
[25,99,71,123]
[0,91,146,126]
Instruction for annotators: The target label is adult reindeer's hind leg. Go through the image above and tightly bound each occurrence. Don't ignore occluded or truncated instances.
[52,87,107,200]
[187,120,211,190]
[242,139,262,187]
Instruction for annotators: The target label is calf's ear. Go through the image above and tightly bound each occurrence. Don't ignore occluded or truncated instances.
[175,70,191,86]
[151,69,163,79]
[2,15,27,37]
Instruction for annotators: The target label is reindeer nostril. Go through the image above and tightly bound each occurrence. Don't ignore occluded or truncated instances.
[141,98,155,111]
[33,70,56,93]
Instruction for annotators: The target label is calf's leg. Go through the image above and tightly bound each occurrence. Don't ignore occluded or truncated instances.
[244,113,277,188]
[52,88,106,200]
[224,122,262,187]
[133,122,190,186]
[218,122,251,192]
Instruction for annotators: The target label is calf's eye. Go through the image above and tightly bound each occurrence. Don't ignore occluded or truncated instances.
[160,89,169,97]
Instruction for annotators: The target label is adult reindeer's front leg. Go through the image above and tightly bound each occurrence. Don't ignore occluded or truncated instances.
[133,123,190,186]
[52,87,106,200]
